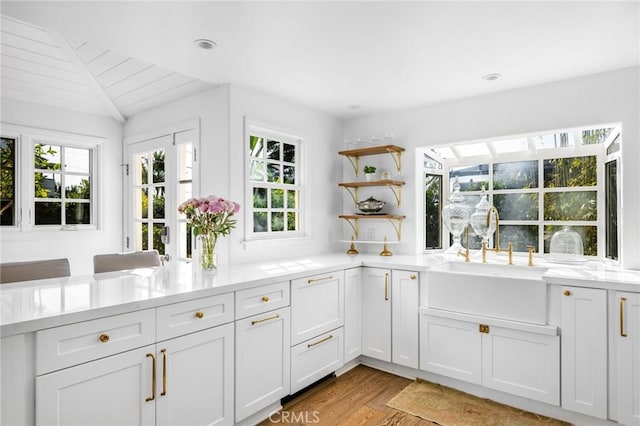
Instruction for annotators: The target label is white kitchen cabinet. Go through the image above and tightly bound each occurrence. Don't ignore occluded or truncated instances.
[616,291,640,426]
[344,267,362,362]
[391,270,419,368]
[235,307,290,423]
[37,345,156,426]
[560,286,607,419]
[361,267,391,362]
[291,328,344,394]
[291,271,344,346]
[420,310,559,405]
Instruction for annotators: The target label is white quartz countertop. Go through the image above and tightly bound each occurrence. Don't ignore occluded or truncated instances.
[1,252,639,336]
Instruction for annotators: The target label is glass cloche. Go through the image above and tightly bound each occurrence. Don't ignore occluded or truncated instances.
[442,178,471,254]
[470,187,496,246]
[549,226,585,263]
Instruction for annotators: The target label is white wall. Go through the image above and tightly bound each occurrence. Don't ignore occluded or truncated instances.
[228,84,343,264]
[342,67,640,270]
[0,98,123,275]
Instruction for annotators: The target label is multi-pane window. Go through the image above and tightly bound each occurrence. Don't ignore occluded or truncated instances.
[0,137,16,226]
[133,149,166,255]
[34,143,92,226]
[248,131,302,238]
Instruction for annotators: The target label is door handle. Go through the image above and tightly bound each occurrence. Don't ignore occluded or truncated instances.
[384,273,389,301]
[161,226,170,244]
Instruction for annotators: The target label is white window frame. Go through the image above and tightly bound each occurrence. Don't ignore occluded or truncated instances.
[0,123,103,237]
[244,120,305,241]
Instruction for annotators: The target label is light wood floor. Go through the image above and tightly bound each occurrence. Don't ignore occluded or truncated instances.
[259,365,434,425]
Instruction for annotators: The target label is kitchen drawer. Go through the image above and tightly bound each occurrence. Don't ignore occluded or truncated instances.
[235,281,289,320]
[36,309,155,375]
[156,292,234,341]
[291,271,344,346]
[291,328,344,394]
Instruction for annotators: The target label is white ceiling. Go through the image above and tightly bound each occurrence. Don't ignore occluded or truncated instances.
[1,1,639,119]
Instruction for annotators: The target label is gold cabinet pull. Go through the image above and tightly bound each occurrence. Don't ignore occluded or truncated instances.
[308,275,333,284]
[99,333,110,343]
[262,296,270,302]
[195,311,204,319]
[564,290,571,296]
[621,297,628,337]
[384,273,389,300]
[479,324,490,334]
[160,349,167,396]
[146,353,156,402]
[251,313,280,326]
[410,274,416,280]
[307,334,333,348]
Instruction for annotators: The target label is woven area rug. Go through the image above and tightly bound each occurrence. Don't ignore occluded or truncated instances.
[386,379,570,426]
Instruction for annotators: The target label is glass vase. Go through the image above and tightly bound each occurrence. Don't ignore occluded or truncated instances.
[199,233,218,271]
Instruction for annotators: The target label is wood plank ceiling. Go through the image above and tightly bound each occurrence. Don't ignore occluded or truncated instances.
[1,15,212,121]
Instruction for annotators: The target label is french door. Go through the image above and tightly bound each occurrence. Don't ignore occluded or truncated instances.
[126,123,198,262]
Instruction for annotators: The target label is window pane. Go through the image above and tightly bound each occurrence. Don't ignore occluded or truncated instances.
[450,164,488,191]
[253,212,267,232]
[153,187,165,219]
[271,212,284,231]
[65,202,90,224]
[494,193,538,220]
[35,202,61,225]
[34,144,60,170]
[65,175,90,199]
[287,212,297,231]
[178,183,192,216]
[271,189,284,208]
[544,225,597,256]
[544,156,596,188]
[250,136,264,158]
[424,154,442,170]
[64,147,90,173]
[283,143,296,163]
[425,174,442,250]
[536,133,575,149]
[152,223,165,255]
[139,188,148,219]
[493,160,538,190]
[253,187,267,208]
[544,191,597,221]
[267,163,281,183]
[250,160,265,182]
[35,173,61,198]
[178,143,193,180]
[141,223,149,250]
[582,128,613,145]
[138,153,148,185]
[0,137,15,226]
[287,190,297,209]
[283,166,295,184]
[267,140,280,160]
[152,150,165,183]
[607,134,620,155]
[605,160,618,260]
[498,225,538,252]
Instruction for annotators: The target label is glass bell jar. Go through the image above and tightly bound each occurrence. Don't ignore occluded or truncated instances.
[442,178,471,254]
[470,187,497,248]
[549,226,585,263]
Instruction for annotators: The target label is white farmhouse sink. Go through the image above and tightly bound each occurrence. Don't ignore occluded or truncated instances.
[426,262,548,324]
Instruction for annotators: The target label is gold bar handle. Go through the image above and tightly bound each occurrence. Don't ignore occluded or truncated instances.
[146,353,156,402]
[160,349,167,396]
[308,276,333,284]
[621,297,628,337]
[307,334,333,348]
[251,313,281,326]
[384,273,389,301]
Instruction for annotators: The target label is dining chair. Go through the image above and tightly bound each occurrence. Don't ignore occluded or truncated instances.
[93,250,162,274]
[0,258,71,284]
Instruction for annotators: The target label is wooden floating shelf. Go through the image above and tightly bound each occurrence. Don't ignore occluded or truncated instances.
[338,180,405,188]
[338,145,405,157]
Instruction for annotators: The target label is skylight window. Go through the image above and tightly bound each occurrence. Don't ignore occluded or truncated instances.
[430,147,455,159]
[491,138,528,154]
[535,133,575,150]
[456,143,489,157]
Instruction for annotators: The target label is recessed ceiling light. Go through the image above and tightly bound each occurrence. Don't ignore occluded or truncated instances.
[482,73,502,81]
[194,39,217,50]
[348,105,362,110]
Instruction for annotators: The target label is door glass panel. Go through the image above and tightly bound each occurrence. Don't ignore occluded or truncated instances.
[153,187,165,219]
[138,153,148,185]
[425,174,442,250]
[0,137,16,226]
[152,223,165,255]
[152,150,165,183]
[141,223,148,250]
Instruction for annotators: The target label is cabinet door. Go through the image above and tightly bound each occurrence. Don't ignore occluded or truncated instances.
[482,326,559,405]
[392,270,419,368]
[561,286,607,419]
[291,328,344,394]
[156,324,234,426]
[616,292,640,426]
[344,267,362,363]
[291,271,344,346]
[419,314,481,385]
[235,307,290,422]
[361,267,391,362]
[36,345,155,426]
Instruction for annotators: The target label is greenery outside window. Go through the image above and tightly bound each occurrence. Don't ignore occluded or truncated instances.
[246,123,303,240]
